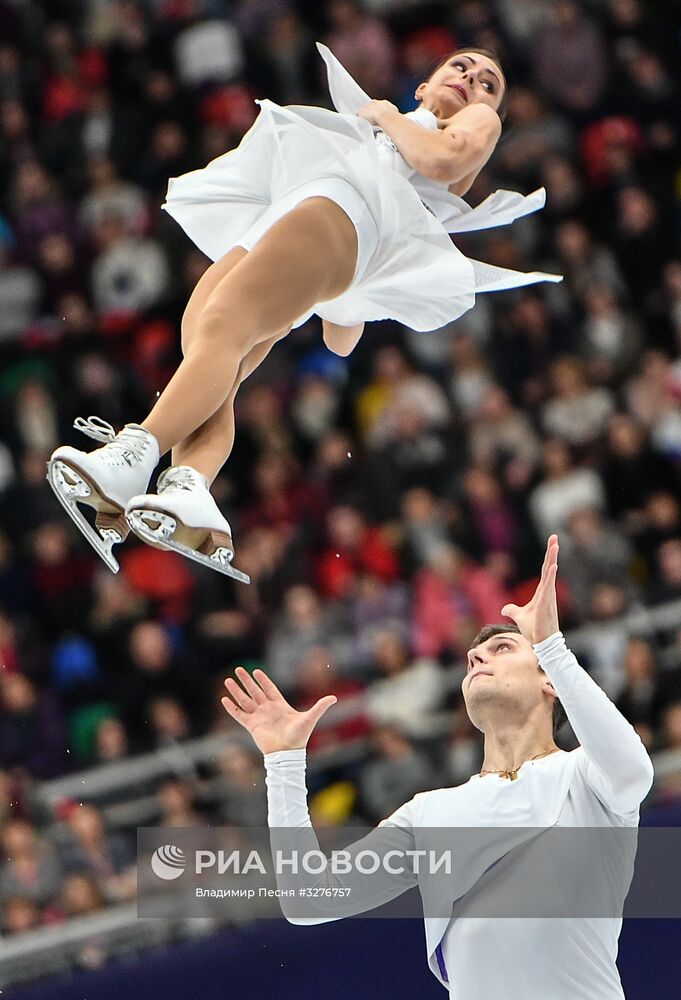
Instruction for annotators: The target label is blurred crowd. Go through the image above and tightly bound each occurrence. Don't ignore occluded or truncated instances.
[1,0,681,951]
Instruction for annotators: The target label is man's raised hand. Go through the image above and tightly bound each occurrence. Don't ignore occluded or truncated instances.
[221,667,337,756]
[501,534,560,645]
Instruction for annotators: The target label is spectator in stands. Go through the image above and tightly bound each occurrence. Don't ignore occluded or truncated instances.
[560,507,635,620]
[495,0,553,46]
[148,695,193,748]
[647,539,681,605]
[37,232,84,311]
[634,491,681,572]
[370,403,451,510]
[27,521,95,636]
[10,160,78,263]
[87,571,146,673]
[57,872,104,918]
[93,716,129,764]
[529,439,606,540]
[553,219,626,304]
[541,357,615,447]
[0,768,14,826]
[114,620,205,747]
[0,606,18,673]
[0,819,63,908]
[79,156,147,238]
[467,384,540,476]
[411,542,508,659]
[359,724,437,823]
[577,582,634,699]
[295,645,370,752]
[324,0,396,96]
[446,332,493,420]
[0,673,66,778]
[398,487,451,576]
[157,778,206,828]
[492,293,568,408]
[266,585,351,695]
[306,427,365,517]
[2,896,41,935]
[614,186,675,304]
[343,571,410,668]
[91,210,169,316]
[59,803,135,902]
[365,629,444,738]
[496,85,573,182]
[540,153,586,223]
[214,744,268,827]
[460,466,519,558]
[616,638,664,750]
[661,702,681,751]
[602,414,675,524]
[581,283,642,383]
[533,0,607,115]
[240,451,316,539]
[362,346,450,450]
[291,372,343,447]
[625,350,675,432]
[0,232,41,344]
[316,504,399,601]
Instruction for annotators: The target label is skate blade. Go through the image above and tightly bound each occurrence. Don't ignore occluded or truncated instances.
[46,458,126,573]
[126,509,250,584]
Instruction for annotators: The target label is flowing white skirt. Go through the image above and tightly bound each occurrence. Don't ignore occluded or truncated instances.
[163,98,558,332]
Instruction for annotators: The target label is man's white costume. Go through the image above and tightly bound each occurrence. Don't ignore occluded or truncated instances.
[265,634,653,998]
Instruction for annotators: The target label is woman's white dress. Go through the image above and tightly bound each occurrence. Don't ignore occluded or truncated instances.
[163,43,561,332]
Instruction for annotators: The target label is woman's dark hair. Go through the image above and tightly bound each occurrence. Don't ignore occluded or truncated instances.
[424,48,508,122]
[470,623,567,736]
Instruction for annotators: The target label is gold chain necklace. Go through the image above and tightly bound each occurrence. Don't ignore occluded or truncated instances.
[479,747,560,782]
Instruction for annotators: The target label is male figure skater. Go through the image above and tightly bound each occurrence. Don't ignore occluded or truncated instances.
[221,535,653,998]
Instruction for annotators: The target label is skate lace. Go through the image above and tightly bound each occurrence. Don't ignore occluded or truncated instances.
[157,466,205,493]
[73,416,148,463]
[73,415,116,443]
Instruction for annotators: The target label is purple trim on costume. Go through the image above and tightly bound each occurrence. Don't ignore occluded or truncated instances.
[435,943,449,983]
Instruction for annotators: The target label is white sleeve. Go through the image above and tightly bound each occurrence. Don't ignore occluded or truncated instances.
[534,632,654,817]
[264,749,418,924]
[265,748,313,827]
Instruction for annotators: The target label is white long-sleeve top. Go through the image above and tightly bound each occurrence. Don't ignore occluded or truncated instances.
[264,633,653,998]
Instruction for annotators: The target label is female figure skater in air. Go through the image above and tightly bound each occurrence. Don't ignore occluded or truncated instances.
[48,44,560,582]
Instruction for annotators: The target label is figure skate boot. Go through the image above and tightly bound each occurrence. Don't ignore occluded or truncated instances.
[47,416,160,572]
[125,465,250,584]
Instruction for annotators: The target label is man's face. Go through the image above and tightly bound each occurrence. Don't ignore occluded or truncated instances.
[462,632,554,732]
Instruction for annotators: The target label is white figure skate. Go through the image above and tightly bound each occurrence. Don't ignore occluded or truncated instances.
[46,416,160,573]
[125,466,250,584]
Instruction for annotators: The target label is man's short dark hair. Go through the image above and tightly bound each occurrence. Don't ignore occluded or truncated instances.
[470,624,567,737]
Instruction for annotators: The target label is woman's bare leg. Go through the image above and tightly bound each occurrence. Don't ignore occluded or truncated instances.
[169,247,288,483]
[171,327,289,483]
[141,196,358,456]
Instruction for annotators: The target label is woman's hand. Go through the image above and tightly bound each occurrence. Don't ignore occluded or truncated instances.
[221,667,337,755]
[501,535,560,645]
[357,99,399,128]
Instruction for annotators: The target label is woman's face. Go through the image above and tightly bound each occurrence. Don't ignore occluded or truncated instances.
[416,52,505,117]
